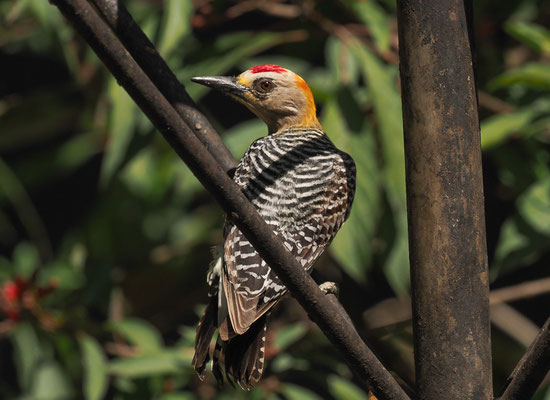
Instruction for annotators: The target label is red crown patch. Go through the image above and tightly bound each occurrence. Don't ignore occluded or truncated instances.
[249,64,287,74]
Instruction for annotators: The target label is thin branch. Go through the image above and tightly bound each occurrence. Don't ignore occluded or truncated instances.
[226,0,301,19]
[499,317,550,400]
[478,91,516,114]
[50,0,409,398]
[491,303,541,348]
[89,0,237,174]
[363,277,550,330]
[490,277,550,305]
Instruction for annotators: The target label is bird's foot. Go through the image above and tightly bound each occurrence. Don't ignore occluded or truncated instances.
[319,281,339,297]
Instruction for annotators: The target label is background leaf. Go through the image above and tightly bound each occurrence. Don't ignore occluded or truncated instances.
[348,0,391,52]
[505,21,550,54]
[28,361,74,400]
[79,334,108,400]
[100,78,139,186]
[328,375,368,400]
[158,0,192,57]
[108,349,191,378]
[350,40,410,294]
[323,98,381,282]
[481,107,539,149]
[281,383,323,400]
[109,318,164,355]
[489,64,550,90]
[518,176,550,236]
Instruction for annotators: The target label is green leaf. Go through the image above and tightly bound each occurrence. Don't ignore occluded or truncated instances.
[79,334,108,400]
[490,138,550,193]
[158,0,193,57]
[328,375,368,400]
[159,393,197,400]
[109,318,163,355]
[100,77,138,186]
[0,133,99,194]
[505,21,550,54]
[273,323,307,351]
[172,118,267,200]
[518,177,550,236]
[37,261,85,291]
[323,98,381,282]
[121,146,180,202]
[326,36,359,86]
[108,349,191,378]
[488,63,550,91]
[0,256,13,281]
[24,0,62,30]
[223,119,266,159]
[12,241,40,277]
[350,40,410,294]
[11,322,45,390]
[271,353,309,373]
[54,133,99,171]
[532,380,550,400]
[349,1,391,52]
[0,90,82,154]
[0,158,50,262]
[480,107,537,149]
[168,207,221,246]
[383,220,411,295]
[349,41,405,202]
[29,360,75,400]
[490,215,548,279]
[281,383,323,400]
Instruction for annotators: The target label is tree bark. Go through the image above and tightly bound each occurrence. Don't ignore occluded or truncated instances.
[500,317,550,400]
[396,1,493,399]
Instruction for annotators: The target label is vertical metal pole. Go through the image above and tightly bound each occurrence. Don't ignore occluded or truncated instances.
[396,1,493,399]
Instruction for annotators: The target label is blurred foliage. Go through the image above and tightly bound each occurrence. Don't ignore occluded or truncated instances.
[1,0,549,399]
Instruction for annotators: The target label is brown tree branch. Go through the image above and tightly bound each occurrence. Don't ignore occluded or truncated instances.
[49,0,409,398]
[397,0,493,398]
[90,0,237,174]
[499,317,550,400]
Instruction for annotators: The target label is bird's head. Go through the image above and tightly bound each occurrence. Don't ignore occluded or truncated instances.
[192,65,321,134]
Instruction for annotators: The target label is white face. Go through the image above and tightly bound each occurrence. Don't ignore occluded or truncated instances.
[233,67,318,133]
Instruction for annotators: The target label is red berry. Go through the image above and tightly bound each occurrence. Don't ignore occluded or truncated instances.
[3,282,20,303]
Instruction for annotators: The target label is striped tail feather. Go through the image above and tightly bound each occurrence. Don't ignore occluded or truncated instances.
[192,297,218,379]
[223,314,268,389]
[193,300,269,388]
[212,334,224,385]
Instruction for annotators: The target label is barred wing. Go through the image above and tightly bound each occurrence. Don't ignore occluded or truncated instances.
[222,150,355,335]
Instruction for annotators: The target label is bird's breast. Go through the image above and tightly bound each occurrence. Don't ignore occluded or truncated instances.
[234,130,341,228]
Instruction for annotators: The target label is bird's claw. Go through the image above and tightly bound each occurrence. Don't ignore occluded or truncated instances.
[319,281,339,296]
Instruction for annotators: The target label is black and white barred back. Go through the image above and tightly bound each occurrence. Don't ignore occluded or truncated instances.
[193,127,356,388]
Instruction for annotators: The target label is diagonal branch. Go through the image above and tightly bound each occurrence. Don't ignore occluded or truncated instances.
[91,0,237,174]
[50,0,410,398]
[499,316,550,400]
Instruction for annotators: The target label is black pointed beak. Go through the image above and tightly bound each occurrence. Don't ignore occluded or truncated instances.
[191,76,248,96]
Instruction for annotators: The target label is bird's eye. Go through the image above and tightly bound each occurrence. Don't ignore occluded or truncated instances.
[254,79,274,93]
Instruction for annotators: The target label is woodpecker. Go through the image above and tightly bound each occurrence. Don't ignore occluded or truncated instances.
[191,65,356,389]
